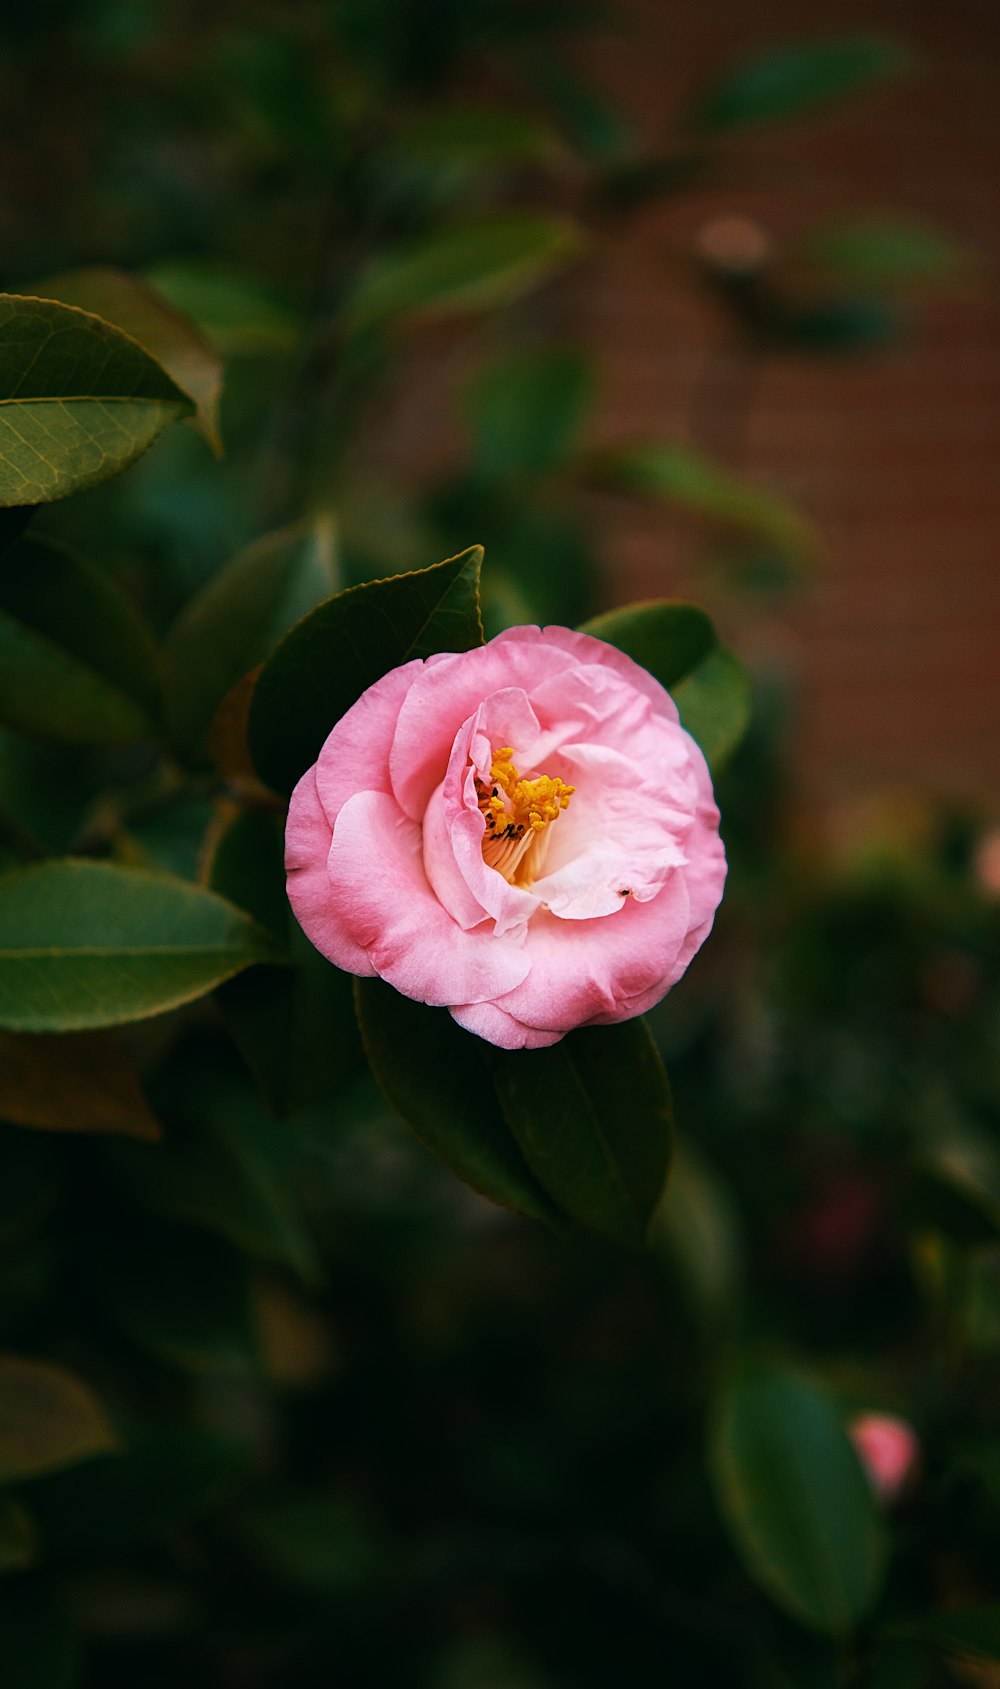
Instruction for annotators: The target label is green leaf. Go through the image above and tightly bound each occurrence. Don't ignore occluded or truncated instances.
[211,810,361,1113]
[792,216,971,285]
[488,1019,673,1248]
[0,1355,116,1481]
[142,261,298,358]
[465,347,595,482]
[0,1585,79,1689]
[396,106,565,167]
[248,546,484,796]
[0,293,194,506]
[95,1224,257,1374]
[355,978,562,1226]
[0,859,279,1032]
[241,1494,385,1593]
[892,1607,1000,1664]
[0,1028,159,1139]
[579,599,752,771]
[105,1048,320,1282]
[693,38,909,133]
[0,1495,36,1572]
[708,1366,887,1635]
[165,515,338,765]
[344,215,582,331]
[652,1142,743,1324]
[583,441,815,562]
[23,267,224,453]
[0,534,160,745]
[26,1424,249,1556]
[673,648,752,773]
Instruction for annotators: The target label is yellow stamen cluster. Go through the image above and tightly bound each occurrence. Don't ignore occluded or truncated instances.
[475,746,574,886]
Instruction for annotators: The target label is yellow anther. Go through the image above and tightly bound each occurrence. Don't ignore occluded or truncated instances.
[474,747,574,886]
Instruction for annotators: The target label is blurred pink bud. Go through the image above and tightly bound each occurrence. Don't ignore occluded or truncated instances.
[848,1412,920,1505]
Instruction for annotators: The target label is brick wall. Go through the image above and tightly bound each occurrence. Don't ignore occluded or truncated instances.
[569,0,1000,803]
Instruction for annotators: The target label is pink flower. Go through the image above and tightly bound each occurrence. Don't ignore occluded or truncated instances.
[848,1412,920,1505]
[284,625,726,1050]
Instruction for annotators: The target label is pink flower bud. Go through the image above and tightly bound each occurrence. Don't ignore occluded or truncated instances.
[848,1411,920,1505]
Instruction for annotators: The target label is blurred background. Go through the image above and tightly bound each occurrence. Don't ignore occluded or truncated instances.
[2,2,1000,1686]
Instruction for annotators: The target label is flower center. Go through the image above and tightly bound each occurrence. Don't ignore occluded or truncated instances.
[475,746,574,887]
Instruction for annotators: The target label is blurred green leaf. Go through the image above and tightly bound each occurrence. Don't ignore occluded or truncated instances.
[143,261,298,358]
[792,217,971,285]
[355,978,562,1226]
[211,810,361,1113]
[673,647,753,773]
[241,1494,384,1593]
[248,546,484,796]
[344,216,582,331]
[0,294,194,506]
[580,599,752,770]
[26,1424,249,1555]
[465,347,595,481]
[0,1028,159,1139]
[709,1366,886,1635]
[105,1054,320,1281]
[693,38,908,133]
[396,105,565,166]
[652,1142,743,1323]
[0,1355,116,1481]
[165,515,338,766]
[23,267,224,453]
[0,1495,36,1573]
[0,731,97,858]
[0,1584,79,1689]
[0,534,160,746]
[892,1607,1000,1664]
[0,859,280,1032]
[95,1225,257,1374]
[488,1019,673,1248]
[583,441,815,561]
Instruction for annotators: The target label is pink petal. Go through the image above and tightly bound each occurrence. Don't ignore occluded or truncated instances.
[327,789,530,1005]
[286,765,374,976]
[450,999,563,1050]
[314,658,423,828]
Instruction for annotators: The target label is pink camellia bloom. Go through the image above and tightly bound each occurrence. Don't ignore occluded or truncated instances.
[284,625,726,1050]
[848,1412,920,1505]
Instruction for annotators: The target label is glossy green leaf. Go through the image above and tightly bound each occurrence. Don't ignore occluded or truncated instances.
[0,859,280,1032]
[0,293,193,506]
[709,1366,886,1635]
[584,441,815,561]
[488,1019,673,1248]
[693,38,908,133]
[142,261,298,358]
[344,216,582,331]
[0,1495,36,1572]
[248,546,484,796]
[0,535,160,745]
[24,267,224,452]
[356,978,563,1226]
[580,600,716,690]
[0,1354,116,1481]
[893,1607,1000,1664]
[465,347,595,481]
[165,515,338,765]
[673,648,753,772]
[0,1028,159,1139]
[211,810,361,1113]
[580,599,752,771]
